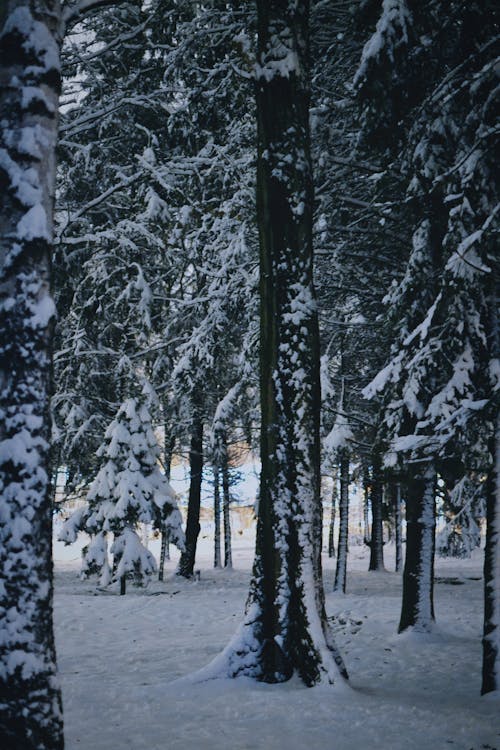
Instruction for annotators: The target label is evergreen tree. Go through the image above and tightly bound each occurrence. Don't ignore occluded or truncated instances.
[203,0,347,685]
[59,398,184,592]
[323,383,354,593]
[356,0,499,669]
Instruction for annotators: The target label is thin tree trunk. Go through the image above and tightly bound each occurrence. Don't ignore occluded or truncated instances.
[0,3,64,747]
[328,476,337,558]
[158,435,175,581]
[213,465,222,568]
[221,433,232,569]
[334,450,349,593]
[369,451,385,571]
[120,575,126,596]
[393,482,403,573]
[363,462,371,545]
[482,275,500,694]
[398,464,436,633]
[204,0,346,685]
[177,415,203,578]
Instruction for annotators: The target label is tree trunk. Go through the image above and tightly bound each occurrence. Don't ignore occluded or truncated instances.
[177,415,203,578]
[0,3,64,748]
[203,0,346,685]
[334,450,349,593]
[482,275,500,693]
[363,462,371,545]
[369,451,385,571]
[221,433,232,569]
[213,465,222,568]
[398,464,436,633]
[120,575,126,596]
[158,434,174,581]
[328,476,337,558]
[392,482,403,573]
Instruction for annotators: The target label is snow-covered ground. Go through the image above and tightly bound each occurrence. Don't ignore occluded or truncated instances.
[54,532,498,750]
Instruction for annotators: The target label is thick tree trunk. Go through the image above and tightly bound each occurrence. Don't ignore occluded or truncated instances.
[369,452,385,571]
[334,450,349,593]
[398,464,436,633]
[0,3,64,748]
[202,0,346,685]
[177,416,203,578]
[328,477,337,558]
[158,435,174,581]
[392,482,403,573]
[213,465,222,568]
[221,434,232,569]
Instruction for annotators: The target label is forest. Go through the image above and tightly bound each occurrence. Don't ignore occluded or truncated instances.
[0,1,499,749]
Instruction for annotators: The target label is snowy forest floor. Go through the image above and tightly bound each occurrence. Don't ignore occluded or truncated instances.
[54,535,498,750]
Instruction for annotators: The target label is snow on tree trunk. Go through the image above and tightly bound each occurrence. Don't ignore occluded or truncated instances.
[399,464,436,633]
[334,450,349,593]
[0,1,64,747]
[369,452,385,571]
[213,465,222,568]
[363,462,371,545]
[177,415,203,578]
[328,477,336,558]
[198,0,346,686]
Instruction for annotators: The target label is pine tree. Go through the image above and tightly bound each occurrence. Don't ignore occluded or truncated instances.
[323,383,354,593]
[356,1,499,659]
[59,398,184,592]
[201,0,347,685]
[0,2,64,746]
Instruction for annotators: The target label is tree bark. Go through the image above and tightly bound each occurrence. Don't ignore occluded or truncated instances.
[221,433,232,569]
[328,476,336,558]
[213,465,222,568]
[369,451,385,571]
[177,415,203,578]
[158,434,174,581]
[363,462,371,545]
[392,481,403,573]
[398,464,436,633]
[204,0,346,685]
[482,273,500,694]
[0,2,64,748]
[334,450,349,593]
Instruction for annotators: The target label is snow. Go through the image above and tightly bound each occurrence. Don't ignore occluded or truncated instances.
[354,0,411,86]
[53,534,499,750]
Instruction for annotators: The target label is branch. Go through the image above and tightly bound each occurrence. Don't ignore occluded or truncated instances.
[61,0,124,32]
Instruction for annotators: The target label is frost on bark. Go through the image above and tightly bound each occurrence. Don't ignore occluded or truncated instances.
[0,1,64,748]
[399,464,436,633]
[200,0,346,685]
